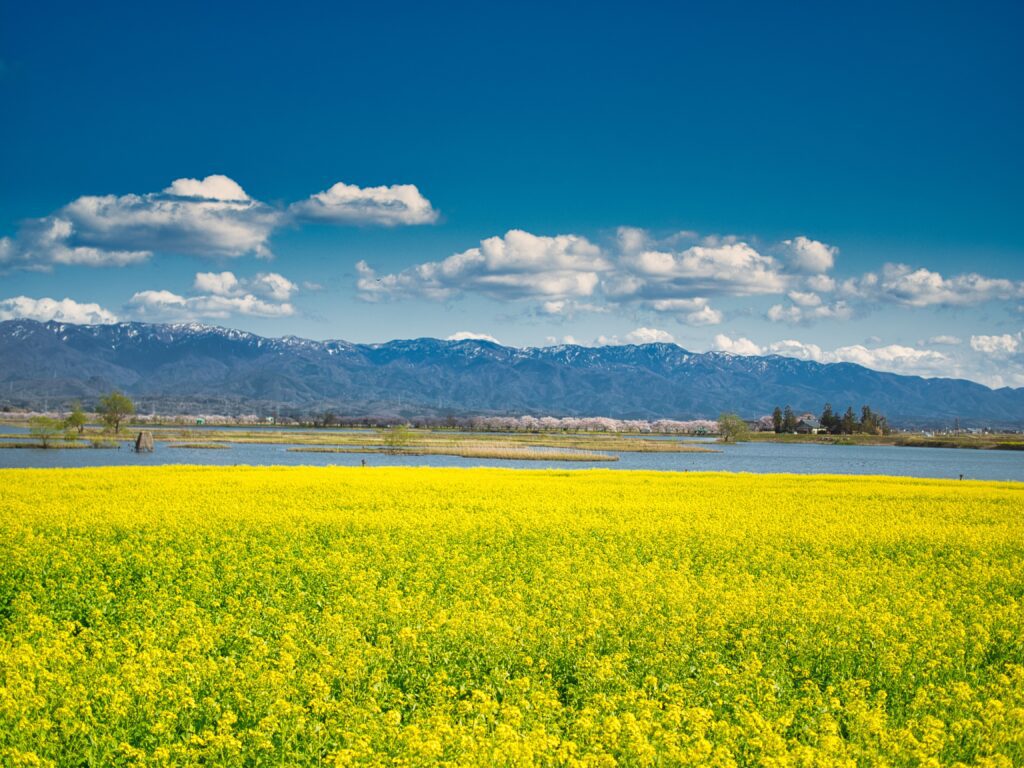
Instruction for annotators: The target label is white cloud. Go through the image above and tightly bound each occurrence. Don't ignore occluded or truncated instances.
[250,272,298,301]
[778,236,837,273]
[351,226,1024,340]
[616,226,650,254]
[127,270,300,320]
[764,339,824,360]
[545,335,584,346]
[535,299,609,317]
[62,185,280,259]
[357,229,610,302]
[618,241,788,297]
[711,333,954,378]
[843,264,1024,307]
[712,334,763,355]
[830,336,1024,386]
[446,331,501,344]
[128,290,294,320]
[806,274,836,293]
[766,305,803,323]
[767,299,853,324]
[1,175,439,269]
[0,296,118,324]
[624,327,676,344]
[350,228,838,319]
[193,271,240,296]
[193,271,298,301]
[0,217,151,268]
[683,304,724,326]
[828,344,951,377]
[164,174,250,201]
[787,290,823,307]
[970,332,1020,357]
[290,182,438,226]
[643,297,723,326]
[0,175,280,266]
[562,328,678,347]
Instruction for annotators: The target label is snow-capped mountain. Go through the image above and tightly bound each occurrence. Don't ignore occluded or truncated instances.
[1,319,1021,426]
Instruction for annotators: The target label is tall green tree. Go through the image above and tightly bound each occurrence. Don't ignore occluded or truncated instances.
[65,401,88,434]
[782,405,797,433]
[97,391,135,433]
[772,406,783,434]
[29,416,65,448]
[840,407,857,434]
[717,413,750,443]
[379,424,412,452]
[819,403,833,433]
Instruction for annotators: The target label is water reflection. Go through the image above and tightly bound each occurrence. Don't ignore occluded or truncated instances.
[1,426,1020,481]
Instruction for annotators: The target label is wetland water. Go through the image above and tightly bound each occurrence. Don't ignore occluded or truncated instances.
[1,425,1021,481]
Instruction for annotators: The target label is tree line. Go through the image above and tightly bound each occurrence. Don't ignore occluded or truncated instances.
[770,403,890,435]
[28,391,136,447]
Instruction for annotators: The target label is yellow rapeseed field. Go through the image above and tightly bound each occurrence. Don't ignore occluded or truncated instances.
[1,467,1022,767]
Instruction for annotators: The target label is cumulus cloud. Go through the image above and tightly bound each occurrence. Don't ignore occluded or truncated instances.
[0,175,279,266]
[926,335,962,346]
[446,331,501,344]
[353,226,1024,338]
[127,270,300,320]
[843,264,1024,307]
[624,327,676,344]
[788,291,823,307]
[290,182,438,226]
[0,218,151,268]
[806,274,836,293]
[712,334,764,356]
[357,230,610,302]
[682,304,724,326]
[250,273,298,301]
[353,228,844,324]
[545,335,585,346]
[586,328,679,346]
[164,174,250,201]
[827,344,952,377]
[1,175,440,270]
[617,241,789,298]
[615,226,650,254]
[193,271,298,301]
[60,179,279,259]
[644,298,723,326]
[193,271,240,296]
[766,299,853,324]
[0,296,118,324]
[777,236,837,273]
[710,334,955,378]
[761,339,823,360]
[970,332,1020,357]
[128,290,294,320]
[534,299,609,317]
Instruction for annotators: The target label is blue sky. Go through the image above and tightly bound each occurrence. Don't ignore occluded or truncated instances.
[1,1,1023,386]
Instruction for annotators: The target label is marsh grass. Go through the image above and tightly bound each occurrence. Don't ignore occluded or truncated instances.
[288,441,618,461]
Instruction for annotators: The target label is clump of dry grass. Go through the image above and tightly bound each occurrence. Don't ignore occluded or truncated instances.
[288,442,618,462]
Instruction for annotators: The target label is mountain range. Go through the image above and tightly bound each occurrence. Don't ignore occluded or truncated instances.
[1,319,1021,427]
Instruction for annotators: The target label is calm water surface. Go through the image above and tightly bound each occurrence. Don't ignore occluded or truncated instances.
[1,425,1020,481]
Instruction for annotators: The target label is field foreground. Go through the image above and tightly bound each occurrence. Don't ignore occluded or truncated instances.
[1,468,1022,767]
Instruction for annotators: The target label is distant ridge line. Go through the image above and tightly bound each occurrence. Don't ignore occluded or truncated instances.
[0,319,1020,427]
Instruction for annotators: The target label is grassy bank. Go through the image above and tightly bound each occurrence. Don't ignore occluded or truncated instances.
[749,431,1024,450]
[287,443,619,462]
